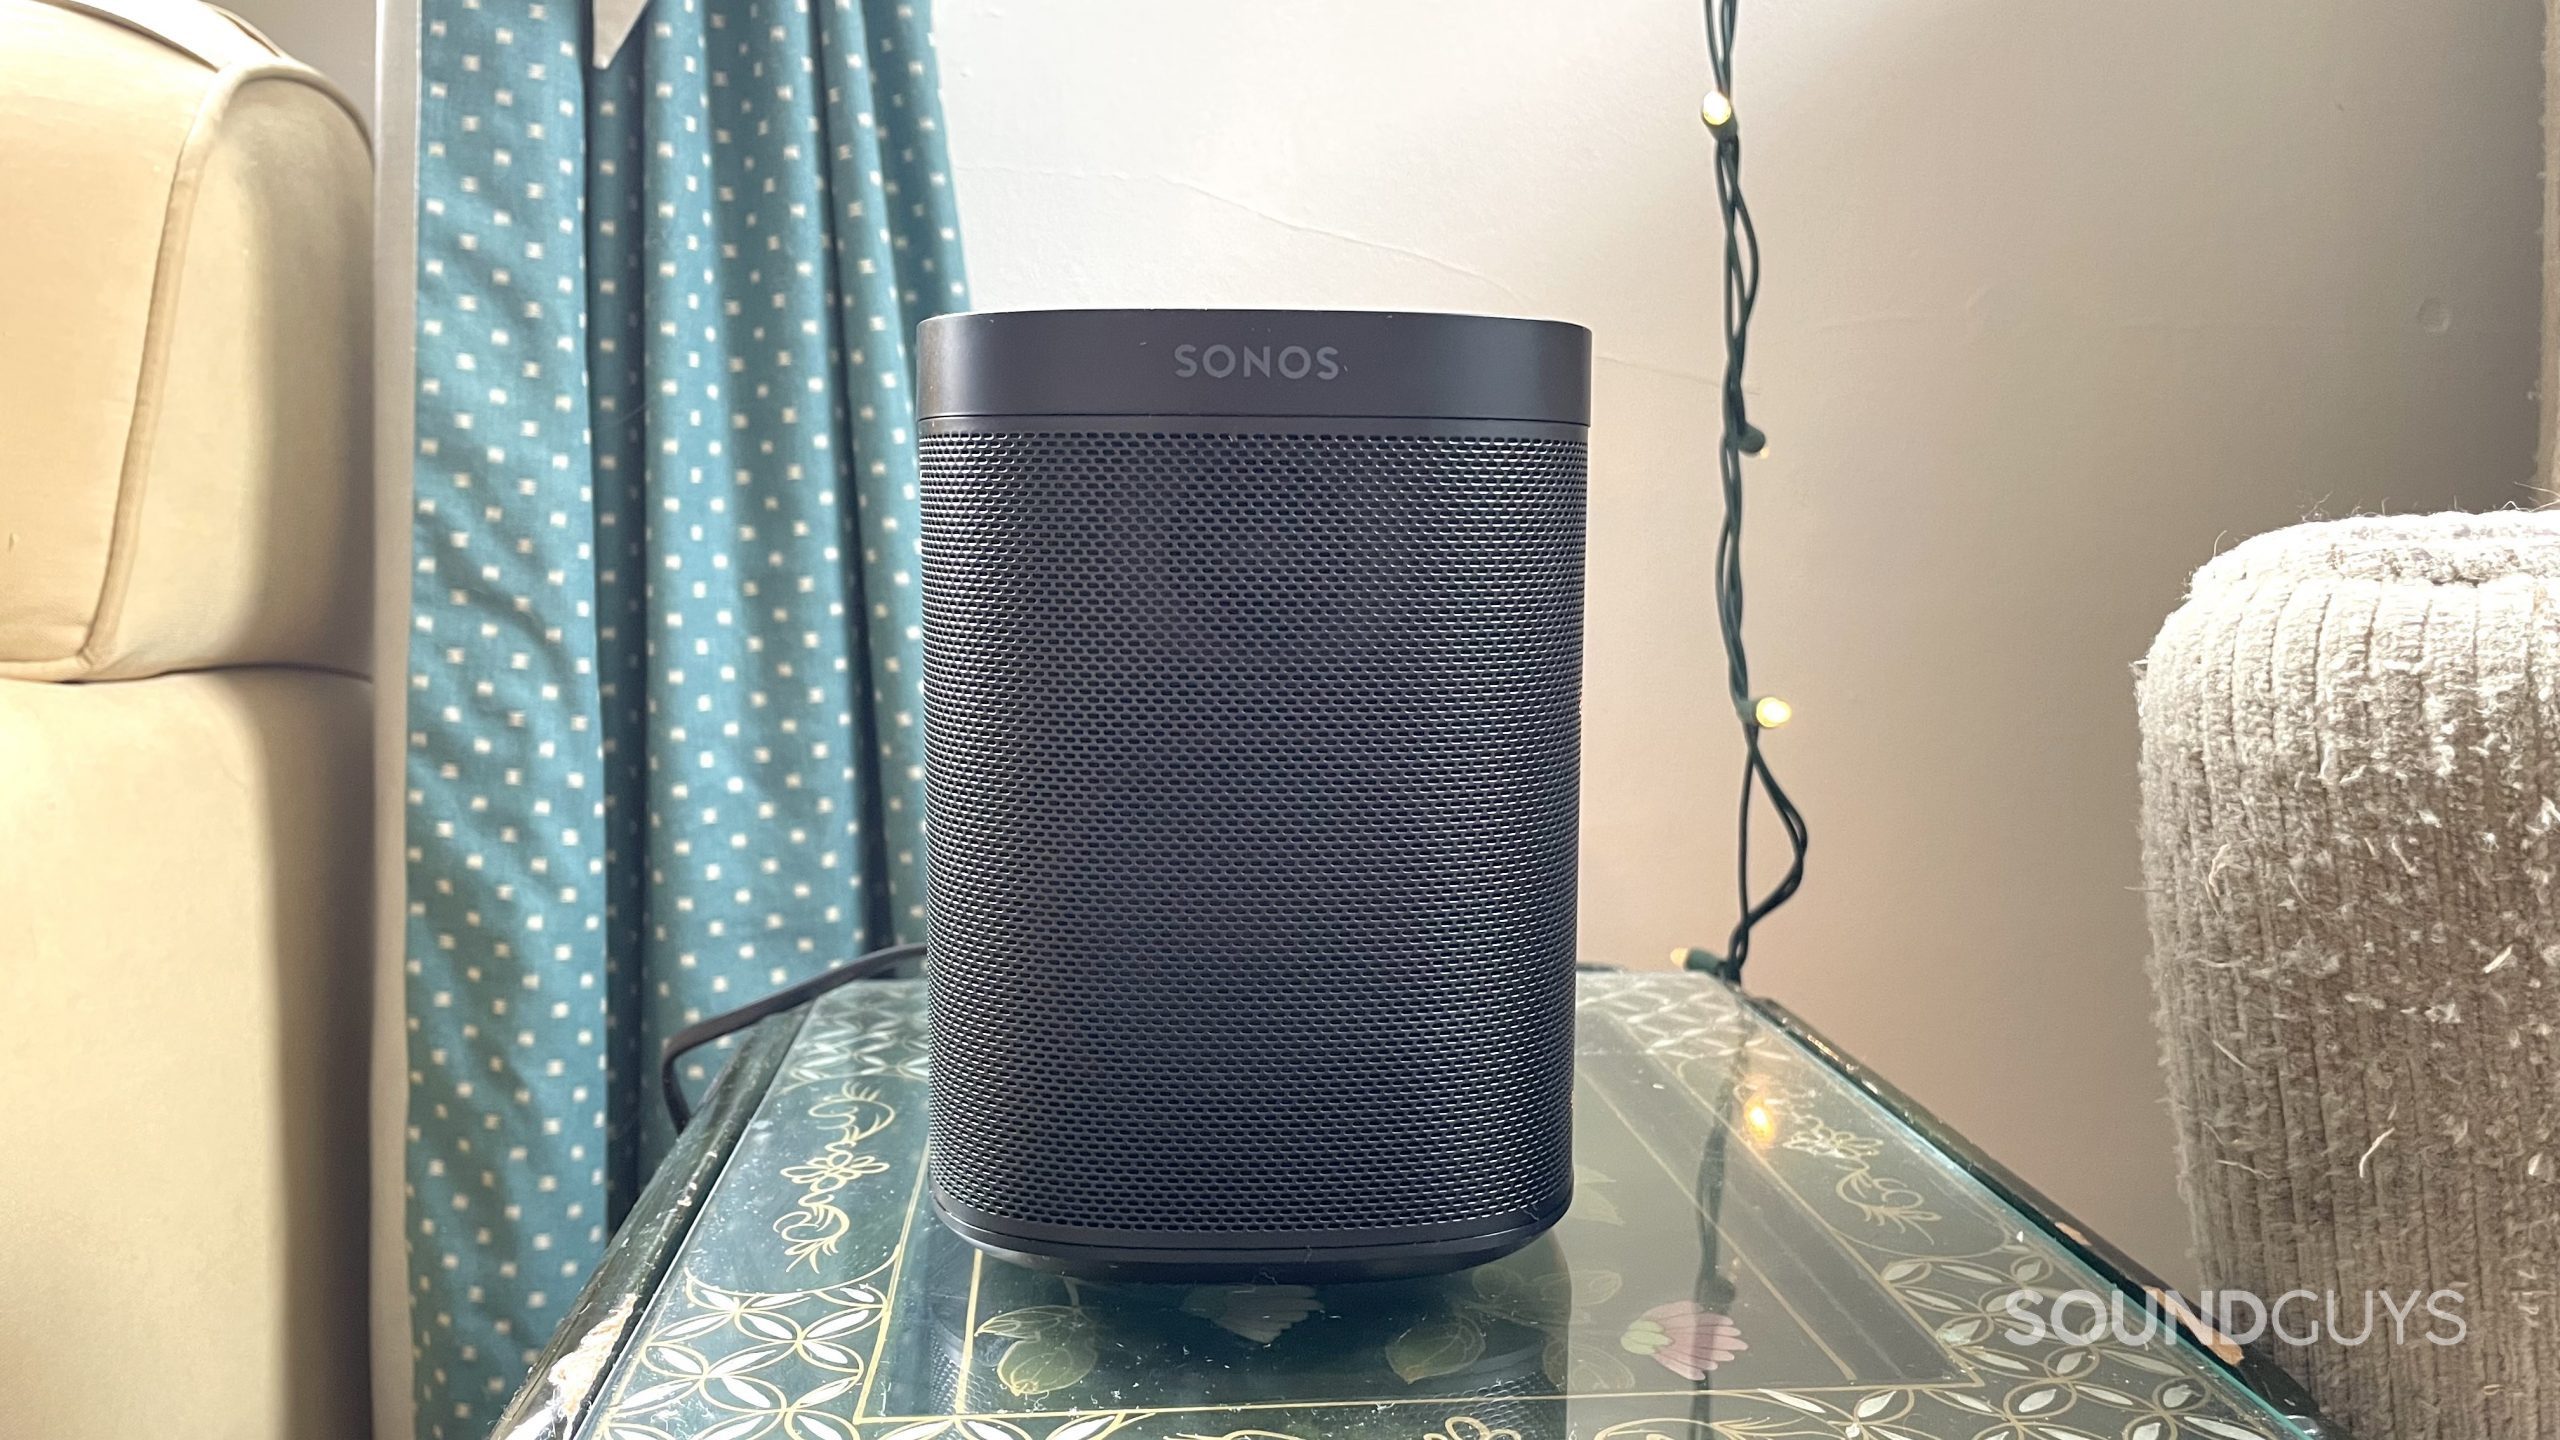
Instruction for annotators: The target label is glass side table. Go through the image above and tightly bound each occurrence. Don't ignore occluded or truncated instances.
[496,972,2338,1440]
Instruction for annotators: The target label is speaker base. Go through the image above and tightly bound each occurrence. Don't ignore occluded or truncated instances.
[931,1191,1570,1285]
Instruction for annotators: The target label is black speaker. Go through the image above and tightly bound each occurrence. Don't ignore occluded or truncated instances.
[915,308,1588,1282]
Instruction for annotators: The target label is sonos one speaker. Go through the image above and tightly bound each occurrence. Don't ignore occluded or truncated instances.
[915,308,1588,1282]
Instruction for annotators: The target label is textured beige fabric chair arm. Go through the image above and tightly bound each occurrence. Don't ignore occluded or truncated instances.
[0,2,373,1436]
[2140,511,2560,1438]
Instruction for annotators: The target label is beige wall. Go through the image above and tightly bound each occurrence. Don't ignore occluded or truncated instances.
[219,0,374,125]
[239,0,2544,1290]
[937,0,2544,1282]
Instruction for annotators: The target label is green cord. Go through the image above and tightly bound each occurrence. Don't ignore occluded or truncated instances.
[1691,0,1808,985]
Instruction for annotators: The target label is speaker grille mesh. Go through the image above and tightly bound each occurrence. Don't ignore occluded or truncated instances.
[919,426,1583,1236]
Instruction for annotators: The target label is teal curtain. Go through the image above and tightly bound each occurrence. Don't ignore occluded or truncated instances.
[402,0,965,1432]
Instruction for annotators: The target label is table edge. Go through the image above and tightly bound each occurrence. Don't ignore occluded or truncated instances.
[486,1008,811,1440]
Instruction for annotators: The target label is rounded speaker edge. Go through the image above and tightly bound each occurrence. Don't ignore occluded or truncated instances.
[917,308,1591,427]
[930,1186,1573,1285]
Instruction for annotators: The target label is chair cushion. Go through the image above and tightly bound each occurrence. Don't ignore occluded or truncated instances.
[0,667,372,1437]
[0,0,369,680]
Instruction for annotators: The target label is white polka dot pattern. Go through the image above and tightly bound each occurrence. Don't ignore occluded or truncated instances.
[402,1,964,1433]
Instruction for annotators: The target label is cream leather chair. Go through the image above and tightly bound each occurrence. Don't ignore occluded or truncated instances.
[0,2,372,1435]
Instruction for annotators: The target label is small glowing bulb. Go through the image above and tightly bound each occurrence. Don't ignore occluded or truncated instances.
[1753,695,1793,729]
[1743,1100,1779,1144]
[1700,90,1735,129]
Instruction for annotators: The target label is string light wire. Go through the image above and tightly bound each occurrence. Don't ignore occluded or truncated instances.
[1695,0,1808,984]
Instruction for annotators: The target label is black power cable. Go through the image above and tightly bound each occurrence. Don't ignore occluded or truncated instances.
[1695,0,1808,984]
[660,940,928,1130]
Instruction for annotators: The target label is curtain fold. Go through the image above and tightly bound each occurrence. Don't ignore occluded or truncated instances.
[402,1,965,1432]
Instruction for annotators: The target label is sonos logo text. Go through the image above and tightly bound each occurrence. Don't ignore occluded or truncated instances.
[1173,342,1343,381]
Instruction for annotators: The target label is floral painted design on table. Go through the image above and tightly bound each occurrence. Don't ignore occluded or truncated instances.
[580,974,2305,1440]
[1619,1302,1745,1380]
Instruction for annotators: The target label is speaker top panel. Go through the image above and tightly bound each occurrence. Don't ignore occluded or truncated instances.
[916,308,1590,426]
